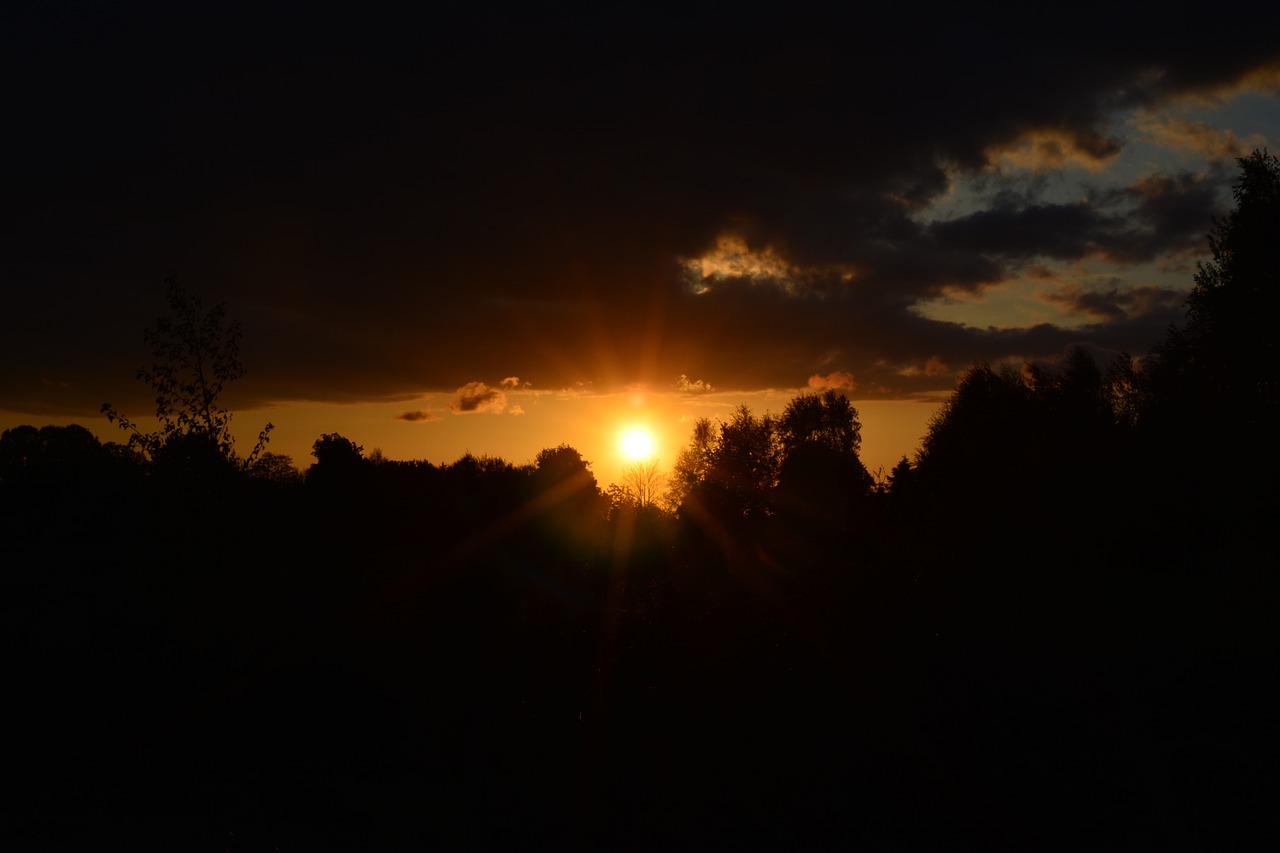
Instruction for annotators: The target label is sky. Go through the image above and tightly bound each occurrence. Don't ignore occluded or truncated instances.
[3,5,1279,487]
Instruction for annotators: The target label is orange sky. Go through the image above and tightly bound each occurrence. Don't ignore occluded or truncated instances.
[3,391,940,491]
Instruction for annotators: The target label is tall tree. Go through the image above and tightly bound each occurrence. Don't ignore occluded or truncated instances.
[102,276,273,470]
[1183,148,1280,428]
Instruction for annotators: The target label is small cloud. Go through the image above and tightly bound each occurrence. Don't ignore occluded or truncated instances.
[396,409,441,423]
[897,358,950,378]
[924,356,950,377]
[448,381,508,414]
[807,370,857,391]
[509,405,525,416]
[676,374,714,394]
[680,233,794,291]
[500,376,526,390]
[987,127,1121,174]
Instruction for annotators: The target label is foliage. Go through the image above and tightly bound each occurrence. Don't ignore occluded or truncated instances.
[249,451,302,484]
[306,433,370,490]
[1184,148,1280,425]
[531,444,603,511]
[710,404,782,499]
[777,388,862,457]
[102,276,273,470]
[670,416,716,507]
[913,346,1122,515]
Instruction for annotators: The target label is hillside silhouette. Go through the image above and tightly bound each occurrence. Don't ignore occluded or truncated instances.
[3,152,1278,850]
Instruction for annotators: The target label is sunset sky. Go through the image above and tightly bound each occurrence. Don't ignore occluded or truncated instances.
[3,6,1279,486]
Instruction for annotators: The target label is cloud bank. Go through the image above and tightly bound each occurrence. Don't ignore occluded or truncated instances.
[1,8,1276,418]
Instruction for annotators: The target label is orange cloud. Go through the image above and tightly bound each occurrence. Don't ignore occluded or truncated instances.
[924,356,950,377]
[807,370,856,391]
[1132,112,1268,162]
[987,127,1121,173]
[447,381,508,414]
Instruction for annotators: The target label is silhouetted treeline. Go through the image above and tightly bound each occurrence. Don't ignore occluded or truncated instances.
[4,152,1278,850]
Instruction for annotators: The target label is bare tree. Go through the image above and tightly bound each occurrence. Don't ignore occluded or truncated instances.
[620,458,666,508]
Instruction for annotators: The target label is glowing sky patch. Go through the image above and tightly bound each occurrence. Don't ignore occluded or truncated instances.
[620,427,656,461]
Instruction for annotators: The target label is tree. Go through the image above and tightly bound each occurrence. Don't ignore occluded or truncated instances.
[1182,148,1280,427]
[670,417,716,508]
[777,388,862,458]
[710,404,781,499]
[618,458,666,508]
[249,451,302,485]
[102,276,273,470]
[674,405,781,523]
[775,390,873,527]
[306,433,370,489]
[531,445,601,504]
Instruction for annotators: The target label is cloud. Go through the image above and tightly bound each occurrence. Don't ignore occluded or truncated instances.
[986,127,1123,174]
[930,200,1118,262]
[676,375,714,394]
[395,409,441,423]
[1133,113,1269,163]
[807,371,857,391]
[447,382,508,414]
[4,8,1277,426]
[927,168,1221,269]
[925,356,951,377]
[1044,283,1186,320]
[509,405,525,416]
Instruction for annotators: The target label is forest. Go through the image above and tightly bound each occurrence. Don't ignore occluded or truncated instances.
[4,152,1278,850]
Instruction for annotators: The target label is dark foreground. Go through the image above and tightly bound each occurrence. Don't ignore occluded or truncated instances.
[6,514,1277,851]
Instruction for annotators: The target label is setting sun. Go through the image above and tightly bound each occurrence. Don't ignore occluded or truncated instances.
[620,427,656,461]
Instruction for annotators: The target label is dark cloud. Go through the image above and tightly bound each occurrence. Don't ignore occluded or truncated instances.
[931,202,1120,263]
[447,383,507,415]
[395,410,441,423]
[1044,284,1187,321]
[930,167,1225,269]
[1,7,1276,418]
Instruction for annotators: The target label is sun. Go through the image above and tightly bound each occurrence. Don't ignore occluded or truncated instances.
[619,427,656,461]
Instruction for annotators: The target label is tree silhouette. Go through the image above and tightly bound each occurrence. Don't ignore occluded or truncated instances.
[306,433,371,493]
[618,458,666,508]
[777,387,863,457]
[102,276,272,471]
[670,416,716,508]
[674,404,782,526]
[774,388,873,531]
[249,451,302,484]
[1185,148,1280,427]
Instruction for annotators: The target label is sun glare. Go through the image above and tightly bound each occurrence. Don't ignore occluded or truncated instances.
[620,428,655,461]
